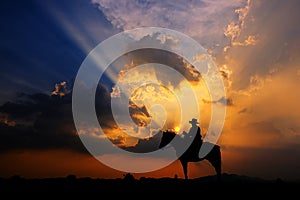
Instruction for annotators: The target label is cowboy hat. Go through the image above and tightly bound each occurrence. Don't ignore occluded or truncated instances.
[189,118,199,125]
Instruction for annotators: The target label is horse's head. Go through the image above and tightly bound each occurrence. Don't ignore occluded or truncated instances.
[159,130,176,149]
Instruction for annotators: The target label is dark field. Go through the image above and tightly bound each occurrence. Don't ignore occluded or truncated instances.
[1,173,299,198]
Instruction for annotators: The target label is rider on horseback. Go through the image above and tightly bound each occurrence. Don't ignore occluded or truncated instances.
[186,118,203,158]
[159,118,221,180]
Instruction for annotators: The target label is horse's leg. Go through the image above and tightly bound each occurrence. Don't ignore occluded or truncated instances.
[206,158,221,181]
[213,158,222,181]
[215,148,222,182]
[206,147,222,182]
[180,160,188,180]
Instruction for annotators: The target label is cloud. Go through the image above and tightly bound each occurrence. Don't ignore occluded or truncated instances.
[222,0,255,52]
[221,0,300,91]
[0,93,58,123]
[220,120,284,150]
[238,108,247,114]
[224,0,251,42]
[128,101,151,127]
[0,113,15,127]
[51,81,70,97]
[110,48,203,88]
[106,47,203,135]
[233,35,258,46]
[220,63,300,157]
[92,0,248,49]
[0,93,84,152]
[219,64,233,88]
[110,86,120,98]
[202,96,233,106]
[0,81,114,153]
[224,22,242,42]
[109,135,126,146]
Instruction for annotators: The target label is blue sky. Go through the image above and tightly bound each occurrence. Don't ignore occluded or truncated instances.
[0,0,118,103]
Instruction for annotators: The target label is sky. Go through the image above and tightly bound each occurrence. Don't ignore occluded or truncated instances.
[0,0,300,181]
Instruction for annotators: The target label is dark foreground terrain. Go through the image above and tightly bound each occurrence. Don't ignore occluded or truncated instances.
[1,173,299,198]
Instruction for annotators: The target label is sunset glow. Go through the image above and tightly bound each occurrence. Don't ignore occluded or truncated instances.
[0,0,300,181]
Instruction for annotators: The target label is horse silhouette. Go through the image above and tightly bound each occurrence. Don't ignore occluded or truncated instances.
[159,130,222,180]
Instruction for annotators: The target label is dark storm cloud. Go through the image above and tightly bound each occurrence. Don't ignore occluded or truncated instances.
[126,35,202,84]
[0,83,113,153]
[0,92,83,152]
[0,79,160,152]
[95,83,115,129]
[110,48,202,86]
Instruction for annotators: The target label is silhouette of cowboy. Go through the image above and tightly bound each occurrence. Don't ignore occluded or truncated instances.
[187,118,203,157]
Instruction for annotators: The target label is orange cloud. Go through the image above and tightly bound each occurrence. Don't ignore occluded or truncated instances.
[0,113,16,126]
[223,0,253,52]
[224,22,241,42]
[110,86,120,98]
[232,35,258,47]
[51,81,69,97]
